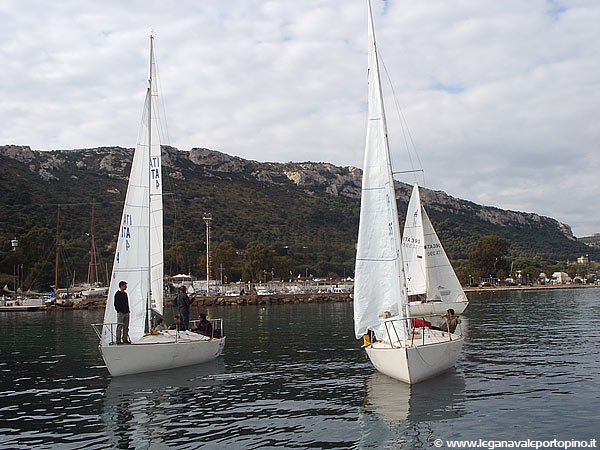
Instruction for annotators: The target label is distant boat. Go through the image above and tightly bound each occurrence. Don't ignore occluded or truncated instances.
[1,285,47,311]
[81,285,108,298]
[0,295,46,311]
[402,184,469,316]
[353,0,463,384]
[92,36,225,377]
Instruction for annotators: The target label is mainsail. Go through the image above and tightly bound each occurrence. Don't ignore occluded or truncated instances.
[354,0,408,341]
[102,37,163,346]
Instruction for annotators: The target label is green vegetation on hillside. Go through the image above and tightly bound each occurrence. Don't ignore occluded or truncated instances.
[1,146,597,291]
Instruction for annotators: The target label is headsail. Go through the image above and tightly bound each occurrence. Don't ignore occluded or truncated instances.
[402,184,426,297]
[354,0,408,341]
[422,208,467,304]
[148,36,163,316]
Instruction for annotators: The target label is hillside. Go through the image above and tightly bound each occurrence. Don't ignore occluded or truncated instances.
[578,234,600,249]
[0,144,596,289]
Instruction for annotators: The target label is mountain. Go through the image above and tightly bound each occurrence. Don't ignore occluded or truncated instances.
[0,144,596,289]
[579,234,600,249]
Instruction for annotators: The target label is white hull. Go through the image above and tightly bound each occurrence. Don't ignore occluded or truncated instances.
[366,330,463,384]
[100,331,225,376]
[409,300,468,316]
[0,305,46,311]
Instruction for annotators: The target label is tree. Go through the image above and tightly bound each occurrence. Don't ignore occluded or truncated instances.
[243,242,273,282]
[21,227,54,264]
[273,255,294,280]
[469,235,510,279]
[522,265,540,282]
[165,240,205,277]
[212,241,239,282]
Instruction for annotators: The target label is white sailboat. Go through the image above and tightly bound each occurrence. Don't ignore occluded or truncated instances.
[353,1,463,384]
[92,36,225,377]
[403,183,469,316]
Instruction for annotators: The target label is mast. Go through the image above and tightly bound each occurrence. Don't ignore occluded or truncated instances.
[147,34,154,331]
[203,213,212,295]
[55,207,60,295]
[367,0,407,315]
[90,201,95,286]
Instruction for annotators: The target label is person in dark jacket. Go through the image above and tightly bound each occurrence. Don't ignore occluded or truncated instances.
[173,286,195,329]
[192,313,213,337]
[169,314,186,331]
[114,280,130,344]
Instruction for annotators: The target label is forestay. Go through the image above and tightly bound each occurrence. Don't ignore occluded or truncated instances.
[354,0,408,342]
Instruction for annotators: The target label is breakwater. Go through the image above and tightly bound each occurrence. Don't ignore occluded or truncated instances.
[46,284,599,310]
[195,292,353,306]
[64,292,354,309]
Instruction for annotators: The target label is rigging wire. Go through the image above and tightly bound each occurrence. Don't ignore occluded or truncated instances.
[150,37,179,277]
[379,50,426,188]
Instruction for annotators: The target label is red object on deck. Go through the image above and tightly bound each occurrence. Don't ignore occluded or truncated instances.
[411,318,432,328]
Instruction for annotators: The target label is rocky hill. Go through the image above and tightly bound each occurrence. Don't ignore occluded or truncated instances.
[0,144,596,287]
[579,234,600,249]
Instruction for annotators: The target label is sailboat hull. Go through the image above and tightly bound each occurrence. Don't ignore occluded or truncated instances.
[366,333,463,384]
[409,300,469,316]
[100,333,226,376]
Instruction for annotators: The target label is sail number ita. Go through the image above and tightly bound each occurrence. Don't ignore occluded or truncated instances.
[151,156,160,189]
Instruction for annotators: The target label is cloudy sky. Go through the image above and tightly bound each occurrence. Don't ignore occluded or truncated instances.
[1,0,598,236]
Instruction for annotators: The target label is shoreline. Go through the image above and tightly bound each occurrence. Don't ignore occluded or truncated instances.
[39,283,599,310]
[464,283,599,293]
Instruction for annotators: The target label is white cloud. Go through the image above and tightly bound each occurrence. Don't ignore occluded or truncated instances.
[0,0,598,236]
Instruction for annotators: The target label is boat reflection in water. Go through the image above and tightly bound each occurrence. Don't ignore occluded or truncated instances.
[359,370,466,447]
[102,359,224,449]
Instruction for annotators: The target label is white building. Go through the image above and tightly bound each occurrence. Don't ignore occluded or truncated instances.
[551,272,572,284]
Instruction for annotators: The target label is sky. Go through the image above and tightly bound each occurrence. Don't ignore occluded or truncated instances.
[1,0,598,237]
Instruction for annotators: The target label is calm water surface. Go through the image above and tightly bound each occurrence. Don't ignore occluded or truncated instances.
[1,289,599,449]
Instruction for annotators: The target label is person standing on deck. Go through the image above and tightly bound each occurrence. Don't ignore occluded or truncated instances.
[114,281,130,344]
[174,286,195,330]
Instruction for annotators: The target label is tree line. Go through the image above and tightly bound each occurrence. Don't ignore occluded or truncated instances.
[2,226,597,293]
[0,226,356,291]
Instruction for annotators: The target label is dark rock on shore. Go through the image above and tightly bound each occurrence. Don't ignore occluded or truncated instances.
[68,293,354,309]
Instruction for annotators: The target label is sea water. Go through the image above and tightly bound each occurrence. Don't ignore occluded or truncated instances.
[0,288,598,449]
